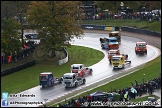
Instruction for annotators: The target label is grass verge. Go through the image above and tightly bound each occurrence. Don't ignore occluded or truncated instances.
[1,45,104,94]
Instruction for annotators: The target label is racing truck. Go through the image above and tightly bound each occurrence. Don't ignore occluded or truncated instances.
[71,64,93,77]
[108,50,128,64]
[63,73,86,88]
[135,42,147,55]
[111,55,131,69]
[39,72,63,88]
[109,31,121,44]
[100,37,119,50]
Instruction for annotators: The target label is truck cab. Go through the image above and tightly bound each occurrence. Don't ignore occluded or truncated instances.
[111,55,131,69]
[71,64,93,77]
[39,72,54,87]
[135,42,147,55]
[109,31,121,44]
[39,72,62,88]
[71,64,85,77]
[63,73,86,88]
[100,37,119,50]
[108,50,120,64]
[108,50,128,64]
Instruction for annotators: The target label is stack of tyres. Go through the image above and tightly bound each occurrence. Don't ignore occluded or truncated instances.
[1,70,6,77]
[23,63,27,69]
[7,69,12,76]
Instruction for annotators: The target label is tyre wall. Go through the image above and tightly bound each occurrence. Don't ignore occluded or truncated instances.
[1,60,36,77]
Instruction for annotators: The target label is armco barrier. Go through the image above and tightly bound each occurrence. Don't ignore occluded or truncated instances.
[120,26,161,37]
[1,60,36,77]
[81,24,161,37]
[58,48,68,65]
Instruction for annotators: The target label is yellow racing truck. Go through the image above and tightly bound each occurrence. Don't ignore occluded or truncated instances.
[111,55,131,69]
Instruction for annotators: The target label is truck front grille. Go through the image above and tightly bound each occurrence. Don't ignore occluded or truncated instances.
[113,63,119,66]
[65,82,71,84]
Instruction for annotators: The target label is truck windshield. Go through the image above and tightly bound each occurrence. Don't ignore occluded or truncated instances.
[40,76,47,81]
[109,33,120,37]
[112,57,120,61]
[64,77,72,79]
[137,44,146,47]
[72,66,79,69]
[109,40,117,42]
[25,34,38,39]
[108,52,116,55]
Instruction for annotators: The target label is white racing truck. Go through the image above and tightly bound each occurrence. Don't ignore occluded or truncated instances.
[63,73,86,88]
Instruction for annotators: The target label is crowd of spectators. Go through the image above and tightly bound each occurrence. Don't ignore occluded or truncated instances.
[56,76,161,107]
[1,41,36,65]
[84,11,161,21]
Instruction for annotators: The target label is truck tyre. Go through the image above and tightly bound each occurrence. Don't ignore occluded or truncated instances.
[75,82,78,87]
[42,85,45,88]
[135,51,137,55]
[109,59,112,64]
[122,64,125,69]
[126,55,128,59]
[59,78,63,84]
[90,69,93,75]
[83,79,86,84]
[145,51,147,54]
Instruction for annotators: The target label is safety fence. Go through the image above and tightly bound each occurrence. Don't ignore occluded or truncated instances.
[81,24,161,37]
[1,60,36,77]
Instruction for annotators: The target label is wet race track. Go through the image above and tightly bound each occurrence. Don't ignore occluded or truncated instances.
[2,32,160,107]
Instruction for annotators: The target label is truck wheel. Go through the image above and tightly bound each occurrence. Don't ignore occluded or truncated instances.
[83,79,86,84]
[135,52,137,55]
[109,60,112,64]
[122,65,125,69]
[126,55,128,59]
[42,85,45,88]
[59,78,63,84]
[75,82,78,87]
[90,69,93,75]
[145,51,147,54]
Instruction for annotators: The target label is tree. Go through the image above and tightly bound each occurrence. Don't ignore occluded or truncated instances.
[1,18,22,55]
[26,1,84,51]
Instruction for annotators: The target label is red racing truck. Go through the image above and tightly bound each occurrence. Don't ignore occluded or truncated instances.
[71,64,93,77]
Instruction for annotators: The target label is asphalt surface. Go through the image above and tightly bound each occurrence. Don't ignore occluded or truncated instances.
[1,29,161,107]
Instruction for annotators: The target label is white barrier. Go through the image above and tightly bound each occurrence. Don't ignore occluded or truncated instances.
[58,49,68,65]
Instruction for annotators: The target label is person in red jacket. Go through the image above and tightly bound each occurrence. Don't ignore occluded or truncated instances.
[87,95,92,102]
[77,100,81,107]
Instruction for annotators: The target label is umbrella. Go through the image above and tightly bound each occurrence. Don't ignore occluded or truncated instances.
[130,87,137,94]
